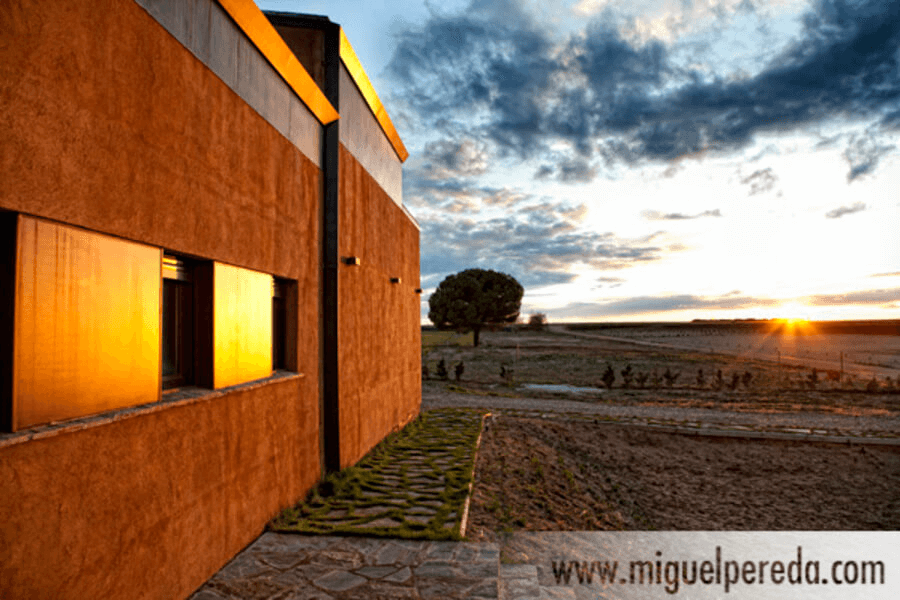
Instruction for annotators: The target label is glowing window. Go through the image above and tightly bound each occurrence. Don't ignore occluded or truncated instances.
[8,217,160,431]
[213,263,273,388]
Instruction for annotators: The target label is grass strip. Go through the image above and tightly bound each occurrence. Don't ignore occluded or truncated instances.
[269,408,486,540]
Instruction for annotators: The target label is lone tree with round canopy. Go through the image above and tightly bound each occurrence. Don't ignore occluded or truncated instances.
[428,269,523,347]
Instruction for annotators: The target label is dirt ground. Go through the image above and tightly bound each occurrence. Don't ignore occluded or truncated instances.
[422,324,900,539]
[424,326,900,401]
[466,416,900,540]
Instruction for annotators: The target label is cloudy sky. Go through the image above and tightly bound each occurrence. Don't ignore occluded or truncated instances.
[259,0,900,323]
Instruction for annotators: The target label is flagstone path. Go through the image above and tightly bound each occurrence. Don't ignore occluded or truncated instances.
[268,408,487,540]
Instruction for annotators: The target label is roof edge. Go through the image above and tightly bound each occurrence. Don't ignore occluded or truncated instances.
[338,29,409,163]
[216,0,339,125]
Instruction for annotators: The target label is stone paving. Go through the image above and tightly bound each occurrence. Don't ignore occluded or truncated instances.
[269,408,486,540]
[191,534,500,599]
[189,529,900,600]
[191,408,493,599]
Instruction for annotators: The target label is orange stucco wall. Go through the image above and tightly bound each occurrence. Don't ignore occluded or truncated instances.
[0,377,319,600]
[0,0,320,282]
[1,0,322,598]
[338,146,421,467]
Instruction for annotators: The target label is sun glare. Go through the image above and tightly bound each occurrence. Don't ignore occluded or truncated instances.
[775,316,814,335]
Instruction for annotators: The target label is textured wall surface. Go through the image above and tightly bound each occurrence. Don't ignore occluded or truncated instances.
[0,0,321,282]
[338,65,404,205]
[133,0,323,166]
[0,0,323,597]
[338,146,421,468]
[0,376,319,600]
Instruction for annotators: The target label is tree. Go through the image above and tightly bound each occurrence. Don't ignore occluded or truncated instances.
[428,268,523,347]
[527,313,547,330]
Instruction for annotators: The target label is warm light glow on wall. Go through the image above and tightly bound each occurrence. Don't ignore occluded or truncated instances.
[213,262,273,388]
[13,217,161,430]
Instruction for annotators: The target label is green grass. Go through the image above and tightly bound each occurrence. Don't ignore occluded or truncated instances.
[269,408,486,540]
[422,330,474,352]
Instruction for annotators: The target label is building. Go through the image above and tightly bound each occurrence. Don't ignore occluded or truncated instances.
[0,0,421,597]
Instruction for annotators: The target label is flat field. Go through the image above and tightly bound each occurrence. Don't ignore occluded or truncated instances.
[421,322,900,536]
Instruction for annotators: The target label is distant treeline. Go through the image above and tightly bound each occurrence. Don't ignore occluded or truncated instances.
[566,320,900,336]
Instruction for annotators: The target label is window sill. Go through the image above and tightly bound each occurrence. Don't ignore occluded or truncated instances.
[0,370,304,449]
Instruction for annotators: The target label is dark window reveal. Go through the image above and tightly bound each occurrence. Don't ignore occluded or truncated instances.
[162,255,194,389]
[272,279,287,370]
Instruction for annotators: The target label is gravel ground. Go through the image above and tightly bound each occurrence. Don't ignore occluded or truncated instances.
[467,416,900,537]
[422,382,900,439]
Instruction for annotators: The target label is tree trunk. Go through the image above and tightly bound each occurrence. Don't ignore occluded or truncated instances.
[473,327,481,347]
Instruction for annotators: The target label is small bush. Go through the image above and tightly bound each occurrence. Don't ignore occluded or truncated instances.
[635,372,649,388]
[807,368,819,389]
[500,364,515,384]
[663,368,680,387]
[621,364,634,388]
[601,364,615,389]
[712,369,724,391]
[866,377,879,392]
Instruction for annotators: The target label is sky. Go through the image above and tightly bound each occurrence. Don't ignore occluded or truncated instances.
[258,0,900,323]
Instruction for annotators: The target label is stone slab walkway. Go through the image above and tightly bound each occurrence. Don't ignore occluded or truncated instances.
[190,533,500,599]
[269,408,486,539]
[190,408,491,599]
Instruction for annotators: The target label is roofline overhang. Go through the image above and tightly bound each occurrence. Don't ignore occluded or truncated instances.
[338,29,409,163]
[216,0,340,125]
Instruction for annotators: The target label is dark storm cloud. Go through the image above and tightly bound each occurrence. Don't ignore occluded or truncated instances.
[534,164,555,180]
[642,209,722,220]
[420,138,489,178]
[403,175,509,212]
[557,157,599,183]
[419,208,663,286]
[825,201,867,218]
[808,288,900,305]
[388,0,900,179]
[844,132,897,181]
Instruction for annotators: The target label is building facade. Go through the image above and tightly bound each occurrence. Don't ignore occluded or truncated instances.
[0,0,420,597]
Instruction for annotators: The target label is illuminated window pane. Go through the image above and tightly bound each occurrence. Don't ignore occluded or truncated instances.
[213,263,273,388]
[12,217,160,430]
